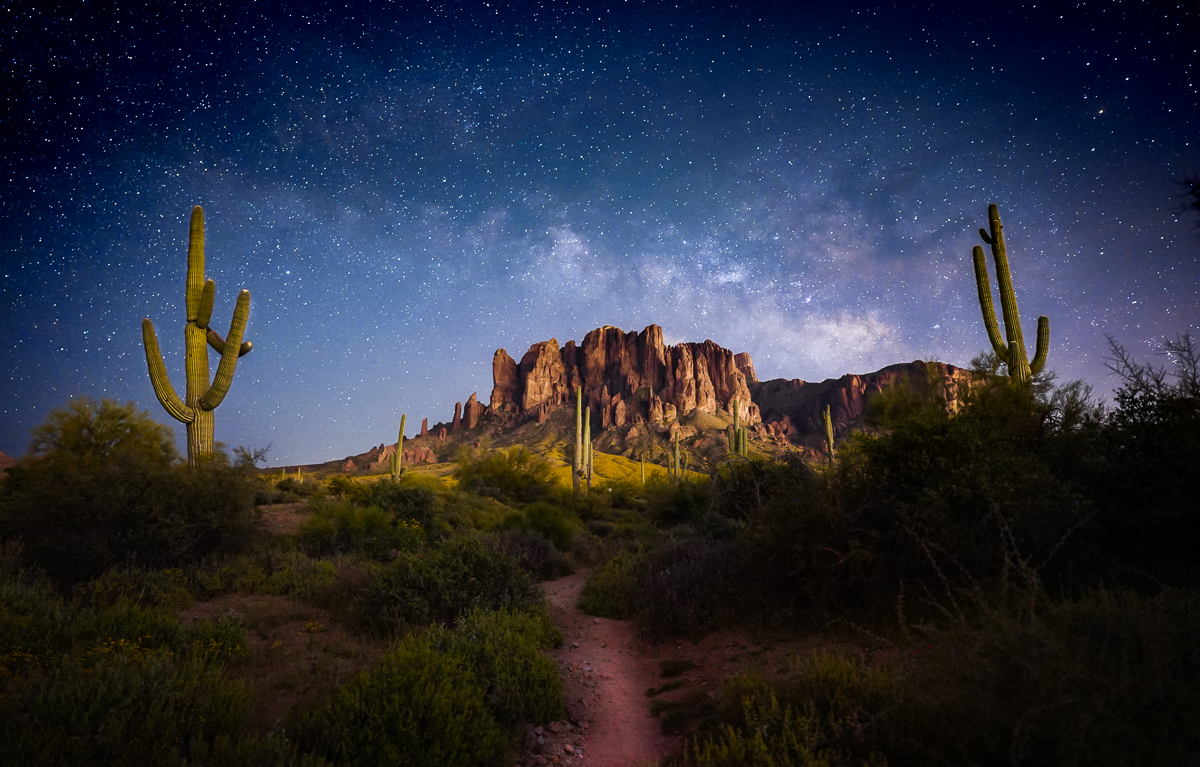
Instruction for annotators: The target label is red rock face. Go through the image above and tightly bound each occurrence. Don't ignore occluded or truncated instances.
[487,324,760,431]
[489,349,518,412]
[464,393,486,429]
[751,361,974,445]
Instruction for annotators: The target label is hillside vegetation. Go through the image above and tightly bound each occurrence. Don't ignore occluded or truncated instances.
[1,335,1197,766]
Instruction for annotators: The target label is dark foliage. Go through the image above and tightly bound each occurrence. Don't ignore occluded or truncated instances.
[355,535,540,634]
[452,444,556,503]
[0,399,255,584]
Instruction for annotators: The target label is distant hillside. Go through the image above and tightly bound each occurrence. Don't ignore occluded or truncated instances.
[283,324,973,475]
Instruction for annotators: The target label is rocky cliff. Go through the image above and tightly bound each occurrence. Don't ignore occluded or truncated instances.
[486,324,759,430]
[359,327,975,475]
[750,360,973,446]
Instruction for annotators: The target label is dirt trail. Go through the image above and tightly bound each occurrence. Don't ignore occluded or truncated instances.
[538,570,681,767]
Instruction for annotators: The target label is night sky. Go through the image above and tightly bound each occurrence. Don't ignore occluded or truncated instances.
[2,1,1197,465]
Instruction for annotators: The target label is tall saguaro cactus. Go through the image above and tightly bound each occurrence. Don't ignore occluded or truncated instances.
[583,406,593,494]
[390,414,406,482]
[972,203,1049,385]
[573,388,583,493]
[142,206,252,467]
[823,405,835,464]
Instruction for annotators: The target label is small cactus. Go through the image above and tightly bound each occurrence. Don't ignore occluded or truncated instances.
[142,206,253,467]
[972,203,1049,385]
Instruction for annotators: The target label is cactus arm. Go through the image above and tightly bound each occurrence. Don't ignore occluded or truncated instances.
[195,279,215,329]
[185,207,206,320]
[1029,316,1050,376]
[206,328,253,357]
[141,318,195,423]
[198,289,250,411]
[982,204,1029,371]
[972,245,1011,361]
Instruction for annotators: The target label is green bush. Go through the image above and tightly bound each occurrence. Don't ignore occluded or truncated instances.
[488,529,574,581]
[298,499,424,559]
[0,561,256,766]
[453,444,556,503]
[355,535,540,635]
[427,607,566,727]
[0,399,256,584]
[79,566,195,611]
[577,549,644,619]
[355,481,436,531]
[520,501,577,550]
[690,654,898,767]
[187,551,340,603]
[633,536,745,640]
[887,588,1200,766]
[0,653,253,767]
[294,631,507,767]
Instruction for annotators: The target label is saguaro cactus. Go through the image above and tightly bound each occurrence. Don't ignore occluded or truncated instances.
[390,414,406,482]
[583,406,593,493]
[672,431,681,483]
[142,206,252,467]
[823,405,835,464]
[573,388,583,493]
[972,203,1049,385]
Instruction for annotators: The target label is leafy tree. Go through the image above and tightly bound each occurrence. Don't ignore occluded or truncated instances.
[0,398,253,583]
[28,397,177,467]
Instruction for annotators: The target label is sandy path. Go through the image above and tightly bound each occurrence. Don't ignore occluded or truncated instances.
[541,570,681,767]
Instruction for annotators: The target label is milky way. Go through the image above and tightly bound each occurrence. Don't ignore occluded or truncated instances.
[2,1,1197,464]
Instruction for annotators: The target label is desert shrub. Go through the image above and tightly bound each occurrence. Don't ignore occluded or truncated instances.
[640,476,710,526]
[487,529,574,581]
[0,560,255,766]
[0,400,256,584]
[274,476,324,499]
[633,536,746,640]
[885,587,1200,767]
[577,549,645,619]
[499,500,579,552]
[189,554,270,598]
[293,631,507,767]
[440,491,517,535]
[262,551,340,601]
[80,566,195,611]
[426,607,566,727]
[453,444,556,503]
[186,551,340,604]
[298,499,423,559]
[1089,335,1200,585]
[355,535,539,635]
[355,481,436,530]
[691,654,897,767]
[0,653,253,767]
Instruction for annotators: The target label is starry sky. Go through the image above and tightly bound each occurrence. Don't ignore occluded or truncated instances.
[2,0,1197,465]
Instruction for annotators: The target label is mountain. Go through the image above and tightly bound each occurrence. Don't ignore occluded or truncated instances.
[302,324,972,474]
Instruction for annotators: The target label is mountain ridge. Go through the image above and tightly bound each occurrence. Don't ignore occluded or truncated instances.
[293,324,972,474]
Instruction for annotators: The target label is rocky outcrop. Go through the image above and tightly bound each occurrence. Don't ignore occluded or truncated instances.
[751,361,974,445]
[487,324,759,431]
